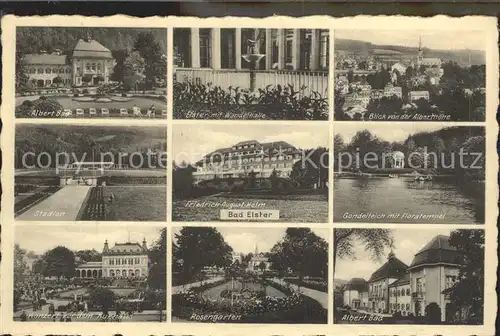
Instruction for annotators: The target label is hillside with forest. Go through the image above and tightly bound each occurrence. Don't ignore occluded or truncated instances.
[16,27,168,55]
[15,125,167,167]
[335,38,485,65]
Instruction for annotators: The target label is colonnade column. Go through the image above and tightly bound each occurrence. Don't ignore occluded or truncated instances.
[235,28,242,70]
[265,29,273,70]
[210,28,221,69]
[291,29,301,70]
[310,29,321,71]
[190,28,200,68]
[277,29,286,70]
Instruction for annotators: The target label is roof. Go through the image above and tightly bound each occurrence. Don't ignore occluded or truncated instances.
[422,57,442,65]
[369,252,408,282]
[24,54,68,65]
[409,235,463,269]
[73,38,113,59]
[392,151,405,159]
[388,272,410,287]
[105,242,147,255]
[344,278,369,292]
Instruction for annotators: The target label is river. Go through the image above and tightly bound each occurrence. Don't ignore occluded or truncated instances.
[334,177,484,224]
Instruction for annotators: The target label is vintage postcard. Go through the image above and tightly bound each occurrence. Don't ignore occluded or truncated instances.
[0,14,498,336]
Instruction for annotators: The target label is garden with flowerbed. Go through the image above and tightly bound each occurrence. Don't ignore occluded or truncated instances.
[173,81,328,120]
[283,277,328,293]
[172,278,327,323]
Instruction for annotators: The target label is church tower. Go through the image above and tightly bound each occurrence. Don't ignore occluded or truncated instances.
[103,239,109,253]
[254,243,259,256]
[142,238,148,251]
[417,36,423,67]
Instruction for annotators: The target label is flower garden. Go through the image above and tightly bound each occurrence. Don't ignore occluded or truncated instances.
[173,81,328,120]
[172,277,327,323]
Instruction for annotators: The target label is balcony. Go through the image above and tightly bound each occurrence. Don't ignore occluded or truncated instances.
[412,291,425,300]
[175,68,328,98]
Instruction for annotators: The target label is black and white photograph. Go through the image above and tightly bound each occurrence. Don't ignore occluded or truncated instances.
[172,123,329,222]
[333,228,484,325]
[333,124,485,224]
[173,28,329,120]
[15,124,167,221]
[172,226,328,323]
[14,226,167,322]
[16,27,168,119]
[334,30,486,121]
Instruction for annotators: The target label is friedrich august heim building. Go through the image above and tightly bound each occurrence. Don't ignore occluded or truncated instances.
[343,235,464,322]
[174,28,330,96]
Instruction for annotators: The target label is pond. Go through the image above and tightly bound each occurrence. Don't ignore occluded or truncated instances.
[333,177,484,224]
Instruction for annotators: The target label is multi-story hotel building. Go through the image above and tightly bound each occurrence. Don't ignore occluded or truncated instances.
[75,239,149,279]
[174,28,329,96]
[342,234,464,322]
[193,139,302,182]
[24,35,115,89]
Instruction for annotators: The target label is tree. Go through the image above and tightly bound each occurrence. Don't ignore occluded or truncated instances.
[173,227,233,284]
[42,246,76,279]
[148,228,167,290]
[257,261,267,273]
[444,229,484,324]
[269,169,280,190]
[333,229,393,275]
[123,51,146,91]
[172,162,196,199]
[110,49,129,83]
[15,52,29,93]
[133,32,163,89]
[88,286,116,316]
[269,228,328,284]
[14,244,28,283]
[75,249,101,263]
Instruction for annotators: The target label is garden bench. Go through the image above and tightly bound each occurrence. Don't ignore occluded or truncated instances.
[76,108,84,117]
[63,109,73,117]
[89,108,97,116]
[101,108,109,116]
[120,108,129,117]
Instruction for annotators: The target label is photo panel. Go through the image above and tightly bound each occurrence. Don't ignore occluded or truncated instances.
[13,225,167,322]
[333,124,485,224]
[173,28,330,120]
[171,226,329,324]
[16,27,168,119]
[334,30,486,122]
[172,123,329,223]
[15,124,167,221]
[333,227,484,325]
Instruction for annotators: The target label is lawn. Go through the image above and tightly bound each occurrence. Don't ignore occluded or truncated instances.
[173,194,328,222]
[105,185,167,221]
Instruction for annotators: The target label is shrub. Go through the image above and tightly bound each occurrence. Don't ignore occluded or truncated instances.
[122,93,127,97]
[82,89,89,95]
[38,298,47,305]
[56,305,67,312]
[39,96,47,100]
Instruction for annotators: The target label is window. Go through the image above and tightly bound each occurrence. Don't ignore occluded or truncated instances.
[66,68,71,74]
[53,68,58,73]
[406,288,410,295]
[59,68,64,74]
[200,28,211,68]
[92,63,96,71]
[109,259,114,265]
[406,303,410,310]
[97,63,101,72]
[116,259,121,265]
[45,80,51,85]
[46,68,51,74]
[38,68,44,74]
[128,259,133,265]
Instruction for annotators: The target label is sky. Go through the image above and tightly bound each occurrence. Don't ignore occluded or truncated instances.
[334,228,458,281]
[172,124,329,164]
[15,225,165,255]
[334,124,460,144]
[172,227,329,255]
[335,30,486,52]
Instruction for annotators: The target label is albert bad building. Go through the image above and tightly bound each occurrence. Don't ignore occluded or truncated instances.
[342,235,462,323]
[192,140,302,182]
[75,239,150,279]
[24,35,115,88]
[174,28,329,96]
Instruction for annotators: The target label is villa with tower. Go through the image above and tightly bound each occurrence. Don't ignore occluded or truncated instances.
[342,234,464,323]
[75,238,150,279]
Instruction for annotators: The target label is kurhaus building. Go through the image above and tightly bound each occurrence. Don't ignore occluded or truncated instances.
[192,139,302,182]
[23,35,115,88]
[174,28,329,96]
[343,235,463,322]
[75,239,149,279]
